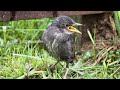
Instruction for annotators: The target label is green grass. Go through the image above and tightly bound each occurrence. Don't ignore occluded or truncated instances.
[0,17,120,79]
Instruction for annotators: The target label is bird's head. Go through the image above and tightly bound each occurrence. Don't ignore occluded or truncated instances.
[52,16,82,34]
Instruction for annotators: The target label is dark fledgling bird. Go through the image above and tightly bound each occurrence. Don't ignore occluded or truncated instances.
[41,16,82,79]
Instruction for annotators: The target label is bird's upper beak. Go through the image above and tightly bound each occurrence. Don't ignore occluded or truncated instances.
[72,23,83,26]
[67,26,82,34]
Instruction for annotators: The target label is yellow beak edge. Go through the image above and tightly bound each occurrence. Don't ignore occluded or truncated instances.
[67,26,82,34]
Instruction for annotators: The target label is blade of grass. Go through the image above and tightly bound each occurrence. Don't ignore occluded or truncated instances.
[114,11,120,38]
[87,29,95,46]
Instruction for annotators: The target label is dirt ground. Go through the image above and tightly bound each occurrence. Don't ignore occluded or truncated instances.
[80,12,120,52]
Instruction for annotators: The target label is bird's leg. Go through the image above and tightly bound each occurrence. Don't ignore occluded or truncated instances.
[63,62,69,79]
[49,61,59,72]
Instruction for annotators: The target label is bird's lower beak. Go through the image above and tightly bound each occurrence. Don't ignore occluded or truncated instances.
[72,23,83,26]
[67,26,82,34]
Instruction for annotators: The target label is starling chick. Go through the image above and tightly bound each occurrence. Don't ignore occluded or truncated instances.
[42,16,82,79]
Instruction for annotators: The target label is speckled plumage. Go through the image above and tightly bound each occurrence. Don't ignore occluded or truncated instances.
[41,16,82,79]
[42,16,76,63]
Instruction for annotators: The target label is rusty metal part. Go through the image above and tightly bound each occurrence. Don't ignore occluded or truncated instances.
[57,11,108,16]
[0,11,110,21]
[52,11,58,17]
[10,11,16,21]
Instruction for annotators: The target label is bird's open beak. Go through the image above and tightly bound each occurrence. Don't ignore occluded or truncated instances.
[72,23,83,26]
[67,26,82,34]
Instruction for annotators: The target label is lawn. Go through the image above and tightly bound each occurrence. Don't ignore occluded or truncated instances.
[0,17,120,79]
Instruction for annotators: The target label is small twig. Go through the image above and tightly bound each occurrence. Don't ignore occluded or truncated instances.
[84,60,94,66]
[102,42,107,47]
[93,46,114,66]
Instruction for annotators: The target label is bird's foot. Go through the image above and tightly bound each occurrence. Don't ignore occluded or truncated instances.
[49,64,55,72]
[49,61,59,72]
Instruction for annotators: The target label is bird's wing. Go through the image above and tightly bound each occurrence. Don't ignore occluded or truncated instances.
[52,33,75,61]
[41,26,61,54]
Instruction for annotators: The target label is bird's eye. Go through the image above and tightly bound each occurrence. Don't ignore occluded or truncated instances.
[66,24,69,27]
